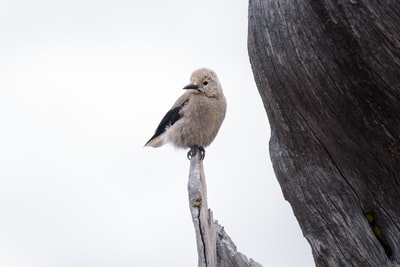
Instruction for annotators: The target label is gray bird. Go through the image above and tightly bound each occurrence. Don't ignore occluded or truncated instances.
[145,68,226,160]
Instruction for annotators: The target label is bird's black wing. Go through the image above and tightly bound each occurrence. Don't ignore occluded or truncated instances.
[145,99,188,145]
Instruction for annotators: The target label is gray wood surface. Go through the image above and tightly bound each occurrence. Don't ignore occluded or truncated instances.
[188,152,262,267]
[248,0,400,266]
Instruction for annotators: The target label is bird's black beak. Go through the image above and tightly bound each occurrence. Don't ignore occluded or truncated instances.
[183,83,199,90]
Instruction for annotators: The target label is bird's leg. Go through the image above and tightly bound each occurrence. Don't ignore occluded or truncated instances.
[187,146,206,160]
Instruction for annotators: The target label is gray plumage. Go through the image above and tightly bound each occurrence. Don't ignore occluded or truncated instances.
[145,68,226,159]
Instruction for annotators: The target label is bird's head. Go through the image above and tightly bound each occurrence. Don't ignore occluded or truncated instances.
[183,68,223,98]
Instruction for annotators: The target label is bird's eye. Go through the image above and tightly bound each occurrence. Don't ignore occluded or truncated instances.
[203,81,208,86]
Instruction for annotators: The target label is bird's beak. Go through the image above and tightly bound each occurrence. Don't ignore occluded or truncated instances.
[183,83,199,90]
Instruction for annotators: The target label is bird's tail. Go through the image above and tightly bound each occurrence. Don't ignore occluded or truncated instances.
[144,135,164,147]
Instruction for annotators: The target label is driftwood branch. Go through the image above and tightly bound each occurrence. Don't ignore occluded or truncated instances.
[187,152,262,267]
[187,153,217,266]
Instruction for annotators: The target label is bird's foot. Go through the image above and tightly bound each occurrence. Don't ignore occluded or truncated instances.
[198,146,205,160]
[187,146,205,160]
[187,147,196,160]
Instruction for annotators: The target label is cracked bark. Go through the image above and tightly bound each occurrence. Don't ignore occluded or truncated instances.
[188,152,262,267]
[248,0,400,266]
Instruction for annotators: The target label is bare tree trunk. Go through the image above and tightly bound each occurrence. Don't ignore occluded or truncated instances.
[187,152,262,267]
[248,0,400,266]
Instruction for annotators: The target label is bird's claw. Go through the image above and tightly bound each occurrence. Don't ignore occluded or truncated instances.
[187,148,196,160]
[187,146,205,160]
[198,146,205,160]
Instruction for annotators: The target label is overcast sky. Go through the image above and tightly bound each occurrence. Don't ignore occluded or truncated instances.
[0,1,314,266]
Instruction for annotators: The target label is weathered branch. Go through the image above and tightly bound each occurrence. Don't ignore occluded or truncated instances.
[187,152,262,267]
[187,153,217,266]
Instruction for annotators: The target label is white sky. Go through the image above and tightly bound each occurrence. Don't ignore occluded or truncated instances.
[0,1,314,266]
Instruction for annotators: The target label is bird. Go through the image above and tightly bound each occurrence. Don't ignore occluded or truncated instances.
[145,68,227,160]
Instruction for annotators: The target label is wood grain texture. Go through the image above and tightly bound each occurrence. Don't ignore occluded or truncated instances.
[248,0,400,266]
[188,154,217,267]
[188,152,262,267]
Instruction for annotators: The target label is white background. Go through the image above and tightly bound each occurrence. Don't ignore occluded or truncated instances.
[0,1,314,266]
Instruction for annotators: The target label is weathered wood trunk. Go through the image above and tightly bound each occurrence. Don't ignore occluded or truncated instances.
[188,154,217,267]
[248,0,400,266]
[188,152,262,267]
